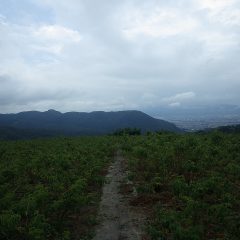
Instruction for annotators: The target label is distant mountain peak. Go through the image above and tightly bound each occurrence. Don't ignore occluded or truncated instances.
[46,109,61,113]
[44,109,62,116]
[0,110,181,140]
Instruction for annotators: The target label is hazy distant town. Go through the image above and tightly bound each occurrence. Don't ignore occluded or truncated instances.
[166,117,240,132]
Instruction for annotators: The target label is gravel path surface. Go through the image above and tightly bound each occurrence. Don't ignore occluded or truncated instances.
[93,152,146,240]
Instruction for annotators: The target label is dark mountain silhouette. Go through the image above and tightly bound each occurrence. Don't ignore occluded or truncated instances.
[0,127,61,140]
[216,124,240,133]
[198,124,240,134]
[0,110,181,140]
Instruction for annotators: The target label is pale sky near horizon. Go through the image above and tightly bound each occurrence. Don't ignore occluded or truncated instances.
[0,0,240,113]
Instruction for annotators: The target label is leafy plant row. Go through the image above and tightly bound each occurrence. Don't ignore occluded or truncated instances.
[122,131,240,240]
[0,136,117,240]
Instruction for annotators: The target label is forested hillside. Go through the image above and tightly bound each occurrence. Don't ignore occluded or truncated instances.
[0,110,180,140]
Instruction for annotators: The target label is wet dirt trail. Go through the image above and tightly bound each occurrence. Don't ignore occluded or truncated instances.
[93,151,146,240]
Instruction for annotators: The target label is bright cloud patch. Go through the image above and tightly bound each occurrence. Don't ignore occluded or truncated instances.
[163,92,196,106]
[122,8,198,39]
[32,25,82,56]
[34,25,82,42]
[197,0,240,26]
[169,102,181,107]
[198,0,235,10]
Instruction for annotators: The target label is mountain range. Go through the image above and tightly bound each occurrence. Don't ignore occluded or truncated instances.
[0,110,181,140]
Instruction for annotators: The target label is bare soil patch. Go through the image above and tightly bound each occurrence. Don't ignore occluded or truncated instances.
[93,152,147,240]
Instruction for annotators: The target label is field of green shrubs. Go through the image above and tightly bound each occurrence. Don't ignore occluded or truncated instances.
[0,131,239,239]
[0,137,116,239]
[122,131,240,240]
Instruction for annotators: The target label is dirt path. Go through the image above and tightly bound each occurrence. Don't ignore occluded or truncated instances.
[92,151,146,240]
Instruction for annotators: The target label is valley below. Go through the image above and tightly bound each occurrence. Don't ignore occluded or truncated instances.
[167,117,240,132]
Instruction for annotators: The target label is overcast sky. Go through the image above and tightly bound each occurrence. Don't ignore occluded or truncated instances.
[0,0,240,113]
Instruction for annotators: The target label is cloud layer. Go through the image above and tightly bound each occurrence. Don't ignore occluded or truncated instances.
[0,0,240,113]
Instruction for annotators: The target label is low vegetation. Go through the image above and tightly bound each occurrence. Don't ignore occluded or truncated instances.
[112,128,141,136]
[122,131,240,240]
[0,137,116,239]
[0,130,239,239]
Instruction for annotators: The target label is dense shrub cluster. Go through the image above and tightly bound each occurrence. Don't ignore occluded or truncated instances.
[0,137,116,239]
[1,131,239,240]
[112,128,141,136]
[123,131,240,240]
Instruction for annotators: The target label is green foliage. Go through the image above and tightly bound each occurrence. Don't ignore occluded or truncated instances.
[112,128,141,136]
[123,131,240,240]
[0,136,117,239]
[1,131,239,239]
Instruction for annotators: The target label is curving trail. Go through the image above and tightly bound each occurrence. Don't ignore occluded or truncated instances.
[93,152,146,240]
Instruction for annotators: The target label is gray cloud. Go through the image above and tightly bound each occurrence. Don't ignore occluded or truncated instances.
[0,0,240,113]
